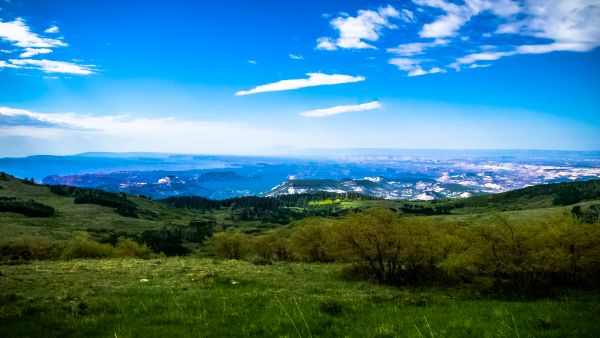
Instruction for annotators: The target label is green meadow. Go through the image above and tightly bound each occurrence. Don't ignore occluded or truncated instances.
[1,258,599,337]
[1,173,600,337]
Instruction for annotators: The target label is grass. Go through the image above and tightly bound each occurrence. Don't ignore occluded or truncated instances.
[1,257,599,337]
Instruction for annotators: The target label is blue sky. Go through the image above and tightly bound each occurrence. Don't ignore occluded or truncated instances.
[0,0,599,156]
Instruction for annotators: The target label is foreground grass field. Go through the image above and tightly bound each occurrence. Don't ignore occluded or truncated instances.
[1,258,599,337]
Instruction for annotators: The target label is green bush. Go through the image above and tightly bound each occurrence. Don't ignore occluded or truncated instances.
[209,231,248,259]
[113,238,153,259]
[250,230,291,262]
[289,219,331,262]
[61,234,154,259]
[61,234,114,259]
[0,237,60,263]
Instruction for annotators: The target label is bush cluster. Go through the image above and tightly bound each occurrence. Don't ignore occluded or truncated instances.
[1,234,153,263]
[0,237,60,263]
[60,234,153,259]
[208,209,600,291]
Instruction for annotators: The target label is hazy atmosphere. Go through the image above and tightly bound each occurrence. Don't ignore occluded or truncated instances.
[1,0,599,156]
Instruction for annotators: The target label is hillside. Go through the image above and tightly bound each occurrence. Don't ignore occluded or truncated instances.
[2,172,600,244]
[0,173,206,244]
[2,172,600,337]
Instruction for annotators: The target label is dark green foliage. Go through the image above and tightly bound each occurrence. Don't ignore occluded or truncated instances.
[457,179,600,210]
[400,203,453,215]
[159,195,221,210]
[162,193,364,224]
[47,184,79,196]
[140,228,190,256]
[553,180,600,205]
[48,185,138,218]
[183,219,216,242]
[0,197,55,217]
[573,204,600,224]
[161,192,376,211]
[20,178,35,185]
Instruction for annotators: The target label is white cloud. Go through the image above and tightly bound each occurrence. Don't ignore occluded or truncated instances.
[1,18,95,76]
[453,1,600,70]
[387,38,448,56]
[44,25,59,34]
[468,63,492,68]
[0,18,67,48]
[300,101,381,117]
[388,58,445,76]
[456,51,513,64]
[0,60,19,68]
[415,0,521,38]
[317,5,406,50]
[8,59,95,75]
[235,73,365,96]
[288,53,304,60]
[19,47,52,58]
[247,60,257,65]
[316,37,337,50]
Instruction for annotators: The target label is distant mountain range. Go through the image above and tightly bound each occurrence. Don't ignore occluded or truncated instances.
[15,150,599,201]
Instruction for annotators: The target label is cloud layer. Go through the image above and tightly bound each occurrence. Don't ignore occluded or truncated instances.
[300,101,381,117]
[0,18,95,75]
[235,73,365,96]
[317,1,600,76]
[0,107,325,155]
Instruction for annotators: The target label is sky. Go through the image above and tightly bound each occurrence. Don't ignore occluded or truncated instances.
[0,0,599,157]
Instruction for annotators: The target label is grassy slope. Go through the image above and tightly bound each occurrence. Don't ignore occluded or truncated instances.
[1,175,599,244]
[0,175,204,243]
[1,258,599,338]
[2,176,600,336]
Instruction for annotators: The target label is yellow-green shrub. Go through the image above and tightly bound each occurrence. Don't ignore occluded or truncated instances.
[113,237,153,259]
[209,230,248,259]
[289,218,331,262]
[61,234,114,259]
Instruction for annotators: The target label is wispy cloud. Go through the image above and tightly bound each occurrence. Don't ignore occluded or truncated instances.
[44,25,59,34]
[316,5,411,50]
[387,38,448,56]
[288,53,304,60]
[0,18,67,48]
[415,0,519,38]
[235,73,365,96]
[0,18,95,75]
[388,58,444,76]
[313,1,599,76]
[300,101,381,118]
[448,0,600,70]
[247,60,257,65]
[8,59,95,74]
[19,47,52,58]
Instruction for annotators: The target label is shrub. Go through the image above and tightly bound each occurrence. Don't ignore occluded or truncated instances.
[113,237,153,258]
[250,230,291,262]
[289,219,331,262]
[209,231,248,259]
[61,234,114,259]
[0,237,59,263]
